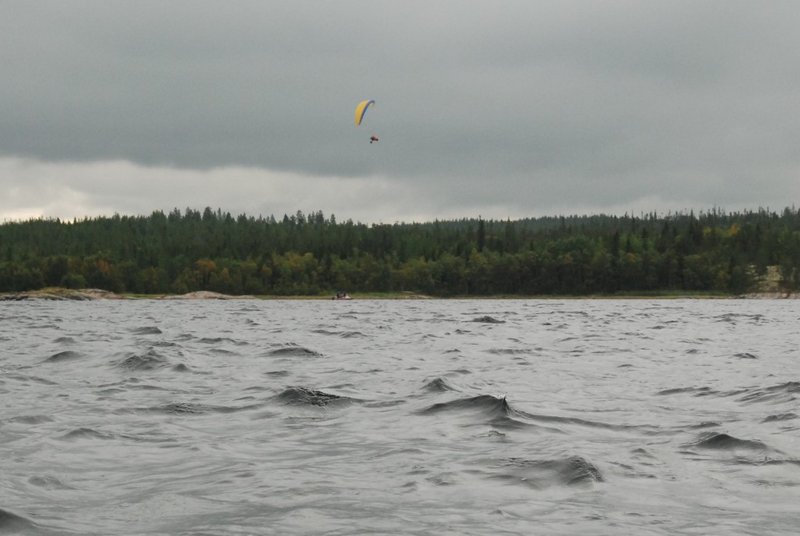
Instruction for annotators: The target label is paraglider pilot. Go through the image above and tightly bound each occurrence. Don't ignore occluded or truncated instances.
[355,100,379,144]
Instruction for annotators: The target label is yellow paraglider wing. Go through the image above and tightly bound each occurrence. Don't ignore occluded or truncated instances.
[354,99,375,126]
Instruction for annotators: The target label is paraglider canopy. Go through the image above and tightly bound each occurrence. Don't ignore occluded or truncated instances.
[354,99,374,126]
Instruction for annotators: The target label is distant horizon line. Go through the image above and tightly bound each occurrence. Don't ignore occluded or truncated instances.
[3,204,797,227]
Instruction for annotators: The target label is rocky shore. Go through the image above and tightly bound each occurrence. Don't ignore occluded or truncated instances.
[740,292,799,299]
[0,288,254,301]
[1,287,796,301]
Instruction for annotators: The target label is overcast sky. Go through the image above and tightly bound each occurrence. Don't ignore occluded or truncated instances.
[2,1,799,223]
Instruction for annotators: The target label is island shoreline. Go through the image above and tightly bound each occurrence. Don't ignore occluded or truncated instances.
[1,287,797,301]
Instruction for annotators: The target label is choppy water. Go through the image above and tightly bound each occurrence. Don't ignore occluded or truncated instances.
[1,299,799,535]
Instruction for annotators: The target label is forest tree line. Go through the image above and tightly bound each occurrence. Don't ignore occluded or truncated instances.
[1,206,799,296]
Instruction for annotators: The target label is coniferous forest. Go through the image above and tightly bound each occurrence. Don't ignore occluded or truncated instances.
[1,207,799,296]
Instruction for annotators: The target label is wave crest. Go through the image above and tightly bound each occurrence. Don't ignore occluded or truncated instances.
[276,387,352,407]
[693,432,768,451]
[493,456,603,488]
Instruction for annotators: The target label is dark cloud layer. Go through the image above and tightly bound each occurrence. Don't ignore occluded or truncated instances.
[2,1,799,220]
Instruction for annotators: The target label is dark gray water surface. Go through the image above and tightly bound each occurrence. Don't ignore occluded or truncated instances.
[1,299,799,535]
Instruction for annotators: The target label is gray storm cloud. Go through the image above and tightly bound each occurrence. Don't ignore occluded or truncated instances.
[1,1,799,221]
